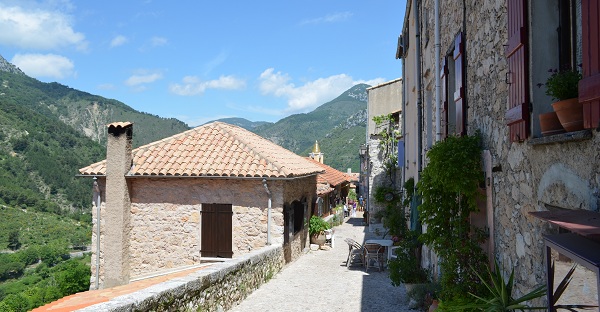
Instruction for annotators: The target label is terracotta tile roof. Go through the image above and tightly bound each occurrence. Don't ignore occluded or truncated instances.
[306,158,350,186]
[79,122,324,178]
[347,172,359,182]
[316,183,333,196]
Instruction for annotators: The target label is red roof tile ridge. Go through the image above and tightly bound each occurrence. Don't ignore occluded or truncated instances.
[80,121,324,178]
[305,157,349,186]
[213,122,322,177]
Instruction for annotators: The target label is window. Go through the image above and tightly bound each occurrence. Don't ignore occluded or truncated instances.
[316,197,323,217]
[558,0,582,71]
[441,32,465,139]
[511,0,600,138]
[293,201,304,234]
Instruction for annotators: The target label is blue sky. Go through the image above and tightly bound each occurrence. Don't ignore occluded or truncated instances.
[0,0,405,126]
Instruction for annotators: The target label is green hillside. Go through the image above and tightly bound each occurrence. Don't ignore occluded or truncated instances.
[0,71,190,148]
[254,84,368,172]
[0,55,192,310]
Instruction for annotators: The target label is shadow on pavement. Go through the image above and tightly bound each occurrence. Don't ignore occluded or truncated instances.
[345,216,366,226]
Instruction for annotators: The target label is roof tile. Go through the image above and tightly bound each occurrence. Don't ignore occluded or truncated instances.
[80,122,325,178]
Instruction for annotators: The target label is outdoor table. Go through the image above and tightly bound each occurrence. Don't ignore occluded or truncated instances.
[365,239,394,261]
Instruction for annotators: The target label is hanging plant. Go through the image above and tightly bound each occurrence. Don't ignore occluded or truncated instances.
[416,132,488,301]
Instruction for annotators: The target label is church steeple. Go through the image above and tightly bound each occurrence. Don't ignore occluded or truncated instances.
[309,140,324,163]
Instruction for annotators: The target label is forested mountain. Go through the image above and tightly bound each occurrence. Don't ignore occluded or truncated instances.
[0,55,190,310]
[0,54,368,310]
[209,85,368,172]
[213,84,368,172]
[0,54,191,212]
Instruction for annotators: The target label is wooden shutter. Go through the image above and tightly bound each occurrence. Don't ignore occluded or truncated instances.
[580,0,600,129]
[440,57,449,139]
[453,32,467,136]
[201,203,233,258]
[505,0,530,142]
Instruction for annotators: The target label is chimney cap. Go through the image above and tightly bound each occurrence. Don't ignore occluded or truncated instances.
[107,122,133,129]
[107,122,133,135]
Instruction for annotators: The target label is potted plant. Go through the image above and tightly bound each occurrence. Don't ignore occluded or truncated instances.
[388,230,429,291]
[308,215,331,246]
[544,68,583,132]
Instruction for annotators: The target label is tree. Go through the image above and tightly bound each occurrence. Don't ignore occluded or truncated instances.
[54,260,90,295]
[7,231,20,251]
[0,293,29,312]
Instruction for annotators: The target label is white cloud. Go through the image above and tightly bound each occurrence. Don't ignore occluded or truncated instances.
[0,4,86,50]
[300,12,353,26]
[11,53,74,79]
[150,36,167,47]
[125,72,163,86]
[259,68,373,113]
[203,51,228,76]
[169,75,246,96]
[110,35,128,47]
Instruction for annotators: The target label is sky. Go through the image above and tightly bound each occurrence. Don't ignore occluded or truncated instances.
[0,0,405,127]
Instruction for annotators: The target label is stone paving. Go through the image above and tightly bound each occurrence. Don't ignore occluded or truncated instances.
[229,212,418,312]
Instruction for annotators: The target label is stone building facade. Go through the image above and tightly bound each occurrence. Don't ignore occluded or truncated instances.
[365,79,403,224]
[401,0,600,297]
[80,122,322,289]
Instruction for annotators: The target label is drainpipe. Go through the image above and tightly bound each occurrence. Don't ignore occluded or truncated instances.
[93,177,101,290]
[414,0,423,173]
[262,179,272,245]
[434,0,441,142]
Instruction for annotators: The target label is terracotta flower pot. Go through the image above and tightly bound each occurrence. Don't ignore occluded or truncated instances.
[539,111,565,136]
[428,299,439,312]
[310,233,326,246]
[552,98,584,132]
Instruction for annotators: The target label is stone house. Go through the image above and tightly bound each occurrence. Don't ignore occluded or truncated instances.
[306,156,352,217]
[365,79,403,224]
[79,121,323,289]
[400,0,600,300]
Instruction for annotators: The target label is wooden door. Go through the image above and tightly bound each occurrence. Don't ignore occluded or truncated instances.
[201,203,233,258]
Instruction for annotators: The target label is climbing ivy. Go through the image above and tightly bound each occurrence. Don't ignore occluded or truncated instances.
[372,114,400,180]
[416,132,488,301]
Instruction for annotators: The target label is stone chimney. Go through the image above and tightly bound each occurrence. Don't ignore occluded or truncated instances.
[104,122,133,288]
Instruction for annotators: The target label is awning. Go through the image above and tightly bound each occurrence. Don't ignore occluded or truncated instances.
[529,209,600,242]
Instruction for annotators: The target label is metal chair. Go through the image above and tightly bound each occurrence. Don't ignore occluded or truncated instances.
[345,238,364,267]
[324,229,334,248]
[363,243,385,272]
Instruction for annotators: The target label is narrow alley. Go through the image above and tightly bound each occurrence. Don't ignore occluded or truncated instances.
[229,212,417,312]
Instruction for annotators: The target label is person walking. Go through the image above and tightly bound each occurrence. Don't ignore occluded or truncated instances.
[358,196,364,211]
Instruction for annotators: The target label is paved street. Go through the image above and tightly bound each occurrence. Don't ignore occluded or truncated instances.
[229,212,417,312]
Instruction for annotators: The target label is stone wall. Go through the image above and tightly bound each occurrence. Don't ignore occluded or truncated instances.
[366,80,403,223]
[415,0,600,297]
[80,245,286,312]
[90,176,315,289]
[282,177,316,261]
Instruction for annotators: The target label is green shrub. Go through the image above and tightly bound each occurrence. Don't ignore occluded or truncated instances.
[308,215,330,236]
[417,133,487,300]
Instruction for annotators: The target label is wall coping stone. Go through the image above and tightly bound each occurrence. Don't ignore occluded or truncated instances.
[78,244,283,311]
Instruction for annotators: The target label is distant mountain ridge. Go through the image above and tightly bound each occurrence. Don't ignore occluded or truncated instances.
[0,54,191,213]
[206,117,272,131]
[210,84,369,172]
[0,55,25,76]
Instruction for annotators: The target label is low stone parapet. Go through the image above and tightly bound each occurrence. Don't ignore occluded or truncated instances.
[79,245,285,311]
